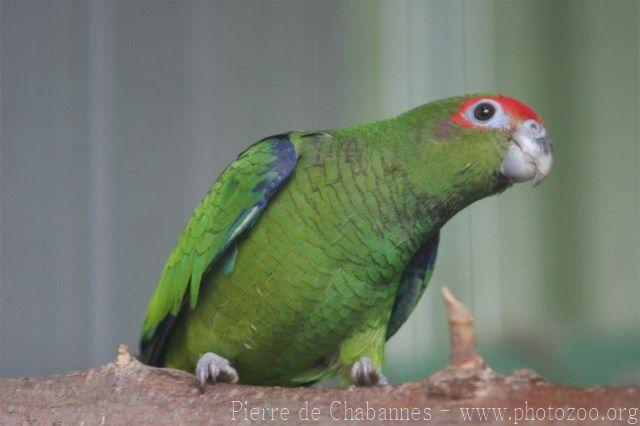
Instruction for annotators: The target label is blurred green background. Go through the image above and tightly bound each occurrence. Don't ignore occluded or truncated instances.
[1,0,638,387]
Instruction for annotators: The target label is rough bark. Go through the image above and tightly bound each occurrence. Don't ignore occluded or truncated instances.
[1,287,637,425]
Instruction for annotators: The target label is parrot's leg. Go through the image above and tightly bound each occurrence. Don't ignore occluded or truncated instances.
[195,352,239,393]
[351,356,389,386]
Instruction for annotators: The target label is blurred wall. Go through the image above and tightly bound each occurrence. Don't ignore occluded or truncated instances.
[1,0,638,386]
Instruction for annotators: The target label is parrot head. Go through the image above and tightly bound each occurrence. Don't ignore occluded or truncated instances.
[450,94,553,186]
[388,93,555,226]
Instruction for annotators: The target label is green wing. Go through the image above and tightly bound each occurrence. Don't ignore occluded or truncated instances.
[140,135,298,364]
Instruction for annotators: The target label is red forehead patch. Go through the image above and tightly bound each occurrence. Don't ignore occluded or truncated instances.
[452,95,542,128]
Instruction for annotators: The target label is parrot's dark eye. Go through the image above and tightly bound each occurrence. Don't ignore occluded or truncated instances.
[461,98,507,128]
[473,103,496,121]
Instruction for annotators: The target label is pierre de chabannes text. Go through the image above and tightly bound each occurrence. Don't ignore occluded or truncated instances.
[231,400,638,424]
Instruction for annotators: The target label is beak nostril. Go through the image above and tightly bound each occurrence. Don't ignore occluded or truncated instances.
[522,119,541,135]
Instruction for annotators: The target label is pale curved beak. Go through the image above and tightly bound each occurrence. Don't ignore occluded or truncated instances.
[500,120,554,186]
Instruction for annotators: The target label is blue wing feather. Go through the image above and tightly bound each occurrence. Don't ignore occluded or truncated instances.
[386,232,440,339]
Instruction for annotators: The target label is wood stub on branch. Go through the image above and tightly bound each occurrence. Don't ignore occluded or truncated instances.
[422,286,494,400]
[1,287,638,425]
[440,286,485,370]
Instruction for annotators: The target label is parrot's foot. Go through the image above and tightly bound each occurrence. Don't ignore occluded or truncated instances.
[350,356,388,386]
[195,352,239,393]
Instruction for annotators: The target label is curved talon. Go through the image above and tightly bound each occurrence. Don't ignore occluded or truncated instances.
[195,352,239,393]
[350,356,388,386]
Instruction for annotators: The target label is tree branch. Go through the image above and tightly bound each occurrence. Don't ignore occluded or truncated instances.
[1,287,637,424]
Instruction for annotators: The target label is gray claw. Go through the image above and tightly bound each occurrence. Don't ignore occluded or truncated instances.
[195,352,239,393]
[350,356,389,386]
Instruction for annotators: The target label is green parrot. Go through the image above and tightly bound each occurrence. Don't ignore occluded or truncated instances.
[139,93,553,390]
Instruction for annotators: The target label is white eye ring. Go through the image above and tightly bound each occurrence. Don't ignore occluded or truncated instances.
[464,99,509,129]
